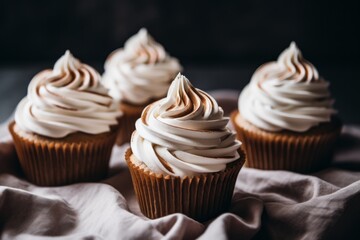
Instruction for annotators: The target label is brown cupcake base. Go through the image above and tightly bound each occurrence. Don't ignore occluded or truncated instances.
[231,111,342,172]
[9,121,118,186]
[116,102,147,146]
[125,148,246,222]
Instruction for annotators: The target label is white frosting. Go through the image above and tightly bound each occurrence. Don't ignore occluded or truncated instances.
[102,28,182,105]
[131,73,241,177]
[239,42,336,132]
[15,50,122,138]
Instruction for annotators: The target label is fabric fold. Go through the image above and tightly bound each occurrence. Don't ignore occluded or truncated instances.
[1,102,360,239]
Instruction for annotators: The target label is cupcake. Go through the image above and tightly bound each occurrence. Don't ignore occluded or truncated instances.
[231,42,342,172]
[102,28,182,145]
[126,73,245,221]
[9,50,122,186]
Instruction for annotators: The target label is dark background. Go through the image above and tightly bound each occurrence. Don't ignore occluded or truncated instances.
[1,0,360,64]
[0,0,360,123]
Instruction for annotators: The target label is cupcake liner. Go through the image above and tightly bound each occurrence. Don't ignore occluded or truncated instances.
[231,111,342,172]
[9,121,117,186]
[116,102,145,145]
[125,148,246,222]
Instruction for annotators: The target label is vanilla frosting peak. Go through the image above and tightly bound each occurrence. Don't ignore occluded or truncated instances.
[102,28,182,105]
[123,28,167,64]
[269,41,320,83]
[238,42,336,132]
[131,73,241,177]
[15,50,122,138]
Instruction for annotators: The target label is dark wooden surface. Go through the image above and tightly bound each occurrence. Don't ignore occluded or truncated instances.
[0,63,359,124]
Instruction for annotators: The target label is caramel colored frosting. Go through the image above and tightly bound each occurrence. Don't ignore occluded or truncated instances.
[239,42,336,132]
[102,28,182,105]
[131,73,241,177]
[15,50,122,138]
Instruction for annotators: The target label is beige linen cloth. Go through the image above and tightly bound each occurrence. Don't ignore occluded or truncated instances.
[1,97,360,240]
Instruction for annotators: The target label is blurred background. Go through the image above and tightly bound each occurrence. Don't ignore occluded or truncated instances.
[0,0,359,123]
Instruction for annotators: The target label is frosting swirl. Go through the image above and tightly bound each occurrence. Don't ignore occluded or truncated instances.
[15,50,122,138]
[131,73,241,177]
[102,28,182,105]
[239,42,336,132]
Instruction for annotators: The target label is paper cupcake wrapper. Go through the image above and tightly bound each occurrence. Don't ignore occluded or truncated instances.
[125,148,245,222]
[231,111,342,172]
[9,122,117,186]
[116,103,145,145]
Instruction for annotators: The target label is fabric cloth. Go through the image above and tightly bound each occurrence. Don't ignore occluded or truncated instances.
[1,105,360,240]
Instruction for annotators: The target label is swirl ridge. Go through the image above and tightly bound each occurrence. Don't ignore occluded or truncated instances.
[239,42,336,132]
[102,28,182,104]
[15,50,122,138]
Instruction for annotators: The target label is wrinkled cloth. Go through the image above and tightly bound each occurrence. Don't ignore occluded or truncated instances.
[1,110,360,240]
